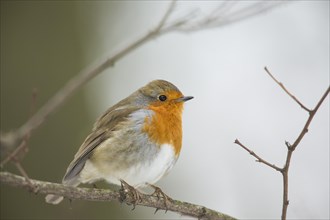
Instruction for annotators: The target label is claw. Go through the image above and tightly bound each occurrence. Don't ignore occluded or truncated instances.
[154,208,160,214]
[147,183,172,212]
[119,179,143,209]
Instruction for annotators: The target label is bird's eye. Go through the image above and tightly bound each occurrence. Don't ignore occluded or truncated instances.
[158,95,167,101]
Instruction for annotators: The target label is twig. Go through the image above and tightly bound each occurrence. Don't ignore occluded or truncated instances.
[13,161,36,191]
[234,139,282,172]
[280,85,329,220]
[264,67,311,112]
[0,171,236,220]
[0,3,286,219]
[162,2,285,33]
[1,88,37,167]
[0,1,177,151]
[155,0,176,32]
[0,2,284,152]
[235,67,329,220]
[291,86,330,151]
[1,139,27,167]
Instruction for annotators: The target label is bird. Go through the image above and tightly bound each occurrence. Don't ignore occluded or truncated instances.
[45,79,193,205]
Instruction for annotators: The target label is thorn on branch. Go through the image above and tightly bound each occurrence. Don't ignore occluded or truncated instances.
[154,208,160,214]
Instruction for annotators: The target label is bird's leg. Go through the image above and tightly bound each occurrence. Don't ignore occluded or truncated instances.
[119,179,143,210]
[147,183,173,212]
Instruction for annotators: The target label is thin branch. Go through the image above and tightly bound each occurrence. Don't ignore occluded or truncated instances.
[1,88,37,167]
[155,0,176,32]
[311,86,330,114]
[280,86,329,220]
[236,68,329,220]
[0,1,176,152]
[13,161,35,189]
[212,1,237,16]
[225,2,283,25]
[0,3,286,218]
[234,139,282,172]
[0,2,284,153]
[0,172,236,220]
[264,67,311,112]
[162,2,285,33]
[291,86,330,150]
[13,32,155,145]
[1,139,27,167]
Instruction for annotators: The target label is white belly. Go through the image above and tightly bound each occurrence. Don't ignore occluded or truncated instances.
[81,143,177,188]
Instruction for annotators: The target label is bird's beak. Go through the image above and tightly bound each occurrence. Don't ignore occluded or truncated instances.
[175,96,194,103]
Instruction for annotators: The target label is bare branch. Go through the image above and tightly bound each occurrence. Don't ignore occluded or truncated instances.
[13,161,34,188]
[1,88,37,167]
[0,2,284,154]
[290,86,330,151]
[311,86,330,113]
[1,139,27,167]
[225,2,283,24]
[280,86,329,219]
[0,3,286,218]
[234,139,282,172]
[236,68,329,220]
[0,172,236,220]
[0,2,176,151]
[155,0,177,32]
[162,2,285,33]
[264,67,311,112]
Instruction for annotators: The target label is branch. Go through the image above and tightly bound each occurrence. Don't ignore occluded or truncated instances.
[234,139,282,172]
[161,2,285,33]
[0,3,285,219]
[0,171,236,220]
[155,0,177,32]
[264,67,311,112]
[0,1,176,151]
[0,2,283,152]
[290,86,330,151]
[235,67,329,220]
[280,85,329,219]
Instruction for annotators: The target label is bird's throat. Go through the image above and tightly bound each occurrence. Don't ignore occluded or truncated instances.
[143,104,183,156]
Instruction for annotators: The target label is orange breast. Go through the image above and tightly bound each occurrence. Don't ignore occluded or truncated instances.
[143,102,184,156]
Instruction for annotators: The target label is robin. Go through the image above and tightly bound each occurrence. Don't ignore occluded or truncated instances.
[45,79,193,205]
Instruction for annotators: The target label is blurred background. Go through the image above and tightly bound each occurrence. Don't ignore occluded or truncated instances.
[1,1,329,219]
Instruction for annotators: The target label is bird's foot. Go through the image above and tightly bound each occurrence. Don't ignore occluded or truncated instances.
[119,179,143,210]
[148,183,173,212]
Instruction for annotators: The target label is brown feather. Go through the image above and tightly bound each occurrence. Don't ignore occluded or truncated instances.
[62,106,139,184]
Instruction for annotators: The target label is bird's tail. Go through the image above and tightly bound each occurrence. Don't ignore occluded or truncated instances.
[45,194,64,205]
[45,177,80,205]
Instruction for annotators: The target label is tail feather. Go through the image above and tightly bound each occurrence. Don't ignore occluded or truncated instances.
[45,194,64,205]
[45,177,80,205]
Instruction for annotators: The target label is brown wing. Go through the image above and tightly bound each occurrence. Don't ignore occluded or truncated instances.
[62,106,139,184]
